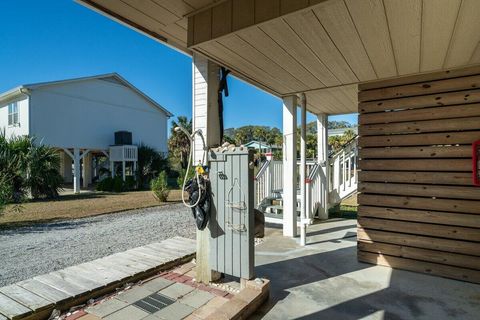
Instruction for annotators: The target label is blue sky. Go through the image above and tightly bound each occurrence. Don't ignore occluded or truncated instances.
[0,0,357,130]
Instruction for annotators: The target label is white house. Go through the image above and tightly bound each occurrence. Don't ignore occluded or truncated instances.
[0,73,172,193]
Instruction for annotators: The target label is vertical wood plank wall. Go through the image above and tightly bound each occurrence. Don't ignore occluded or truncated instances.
[357,66,480,283]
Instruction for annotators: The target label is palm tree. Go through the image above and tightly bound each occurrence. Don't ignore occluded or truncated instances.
[0,133,28,203]
[26,143,63,199]
[0,132,62,203]
[168,116,192,169]
[137,144,167,188]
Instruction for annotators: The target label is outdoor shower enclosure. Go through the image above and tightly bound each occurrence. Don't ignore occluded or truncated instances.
[208,148,255,280]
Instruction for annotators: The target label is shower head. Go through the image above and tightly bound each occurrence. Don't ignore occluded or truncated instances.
[174,126,194,142]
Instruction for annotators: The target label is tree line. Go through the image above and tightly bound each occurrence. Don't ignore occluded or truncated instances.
[167,116,357,168]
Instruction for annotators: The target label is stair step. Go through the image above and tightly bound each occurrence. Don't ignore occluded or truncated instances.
[263,204,301,215]
[264,205,283,214]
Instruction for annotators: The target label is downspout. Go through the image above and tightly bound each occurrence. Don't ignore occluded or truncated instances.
[20,87,31,136]
[300,93,307,246]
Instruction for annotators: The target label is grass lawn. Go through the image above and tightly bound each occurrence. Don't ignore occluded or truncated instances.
[329,204,358,219]
[0,189,183,227]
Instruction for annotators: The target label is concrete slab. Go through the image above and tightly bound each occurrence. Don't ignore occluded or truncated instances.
[192,296,229,319]
[142,277,174,293]
[85,298,129,318]
[103,305,149,320]
[252,219,480,320]
[0,237,196,320]
[180,290,215,308]
[152,302,195,320]
[77,314,102,320]
[160,283,195,300]
[116,287,153,304]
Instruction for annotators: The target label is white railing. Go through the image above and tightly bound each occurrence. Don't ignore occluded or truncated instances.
[329,137,358,204]
[254,159,315,207]
[305,159,332,220]
[254,159,271,208]
[109,145,138,162]
[271,160,283,191]
[254,137,358,218]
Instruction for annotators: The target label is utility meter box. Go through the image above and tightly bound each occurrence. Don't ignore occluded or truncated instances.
[208,148,255,279]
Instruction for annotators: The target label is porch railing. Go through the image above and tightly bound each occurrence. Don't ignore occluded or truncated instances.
[254,136,359,218]
[254,159,318,208]
[305,162,327,220]
[254,159,272,208]
[109,145,138,161]
[329,136,358,204]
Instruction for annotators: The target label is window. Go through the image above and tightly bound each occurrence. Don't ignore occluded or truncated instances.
[8,102,19,126]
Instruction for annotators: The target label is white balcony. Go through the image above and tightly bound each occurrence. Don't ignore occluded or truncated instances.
[109,145,138,162]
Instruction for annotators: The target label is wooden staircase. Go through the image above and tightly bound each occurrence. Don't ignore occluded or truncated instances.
[254,137,358,225]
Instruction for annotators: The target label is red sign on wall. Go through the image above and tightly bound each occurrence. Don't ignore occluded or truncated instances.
[474,140,480,186]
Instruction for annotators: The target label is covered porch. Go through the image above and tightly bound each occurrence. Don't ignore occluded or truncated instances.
[58,144,138,193]
[77,0,480,293]
[253,219,479,319]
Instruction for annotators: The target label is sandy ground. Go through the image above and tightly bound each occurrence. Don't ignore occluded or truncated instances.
[0,190,183,226]
[0,203,196,286]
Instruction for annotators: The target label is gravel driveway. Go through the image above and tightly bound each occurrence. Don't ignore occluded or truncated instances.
[0,204,196,287]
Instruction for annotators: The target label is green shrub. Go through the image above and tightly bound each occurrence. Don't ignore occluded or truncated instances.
[137,144,168,189]
[113,176,124,193]
[0,174,10,214]
[96,177,114,191]
[124,176,136,191]
[27,144,63,199]
[176,167,195,189]
[151,171,170,202]
[96,176,129,193]
[0,133,61,204]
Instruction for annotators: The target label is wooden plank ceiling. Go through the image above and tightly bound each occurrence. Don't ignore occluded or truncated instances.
[77,0,480,115]
[76,0,221,50]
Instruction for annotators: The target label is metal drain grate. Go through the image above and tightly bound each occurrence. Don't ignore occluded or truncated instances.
[133,293,175,314]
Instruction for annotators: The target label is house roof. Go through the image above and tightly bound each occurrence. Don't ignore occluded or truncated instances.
[0,73,173,117]
[244,140,280,149]
[77,0,480,116]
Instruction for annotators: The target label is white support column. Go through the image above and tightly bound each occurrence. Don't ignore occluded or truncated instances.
[122,161,126,181]
[265,152,273,197]
[317,113,329,219]
[83,152,92,188]
[192,53,221,283]
[282,95,298,238]
[110,161,114,178]
[192,54,221,165]
[73,148,81,194]
[133,161,137,180]
[300,94,307,246]
[59,151,65,180]
[62,151,73,183]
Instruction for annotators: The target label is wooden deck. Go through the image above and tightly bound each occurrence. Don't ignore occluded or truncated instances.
[0,237,196,320]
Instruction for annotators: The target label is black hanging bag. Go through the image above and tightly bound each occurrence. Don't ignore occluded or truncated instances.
[184,176,211,230]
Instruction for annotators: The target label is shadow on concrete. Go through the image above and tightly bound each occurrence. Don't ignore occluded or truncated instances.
[252,222,479,319]
[291,284,467,320]
[307,231,356,245]
[306,223,355,237]
[254,245,371,317]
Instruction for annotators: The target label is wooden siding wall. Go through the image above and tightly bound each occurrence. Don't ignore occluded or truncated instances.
[187,0,326,47]
[357,67,480,284]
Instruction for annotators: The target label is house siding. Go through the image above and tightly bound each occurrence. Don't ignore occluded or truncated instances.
[0,96,30,139]
[29,78,168,152]
[357,66,480,284]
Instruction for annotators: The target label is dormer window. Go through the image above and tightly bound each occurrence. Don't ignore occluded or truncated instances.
[8,102,19,126]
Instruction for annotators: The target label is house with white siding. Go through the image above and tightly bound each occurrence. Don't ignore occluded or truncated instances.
[0,73,172,193]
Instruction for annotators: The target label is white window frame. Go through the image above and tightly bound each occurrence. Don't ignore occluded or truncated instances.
[8,102,19,126]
